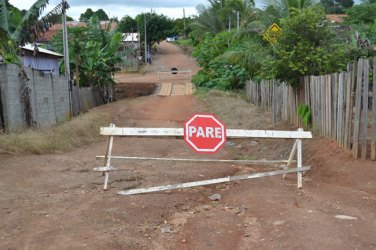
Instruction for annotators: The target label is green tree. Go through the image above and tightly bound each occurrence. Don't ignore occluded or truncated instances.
[345,2,376,57]
[117,15,137,33]
[320,0,354,14]
[345,2,376,24]
[51,15,123,102]
[191,0,255,37]
[79,8,94,22]
[263,0,315,18]
[95,9,109,21]
[218,34,270,81]
[79,8,109,21]
[263,6,349,87]
[135,13,174,50]
[192,31,250,89]
[173,17,193,36]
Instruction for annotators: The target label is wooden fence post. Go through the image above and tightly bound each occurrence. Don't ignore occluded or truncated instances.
[361,59,370,160]
[353,59,364,159]
[337,72,345,147]
[371,57,376,160]
[344,69,354,150]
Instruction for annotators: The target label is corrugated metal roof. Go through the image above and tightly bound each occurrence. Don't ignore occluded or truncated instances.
[21,44,64,57]
[122,33,139,42]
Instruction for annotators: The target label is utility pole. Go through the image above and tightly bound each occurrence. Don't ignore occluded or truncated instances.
[62,0,70,79]
[183,8,186,36]
[228,15,231,31]
[144,14,147,64]
[237,11,240,31]
[62,0,72,116]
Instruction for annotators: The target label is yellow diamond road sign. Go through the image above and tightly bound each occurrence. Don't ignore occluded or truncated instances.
[263,23,282,45]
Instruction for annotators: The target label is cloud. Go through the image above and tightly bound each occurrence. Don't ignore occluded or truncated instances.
[66,0,204,8]
[66,5,198,20]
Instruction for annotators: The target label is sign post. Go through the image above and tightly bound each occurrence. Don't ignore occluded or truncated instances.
[263,23,282,45]
[184,113,226,154]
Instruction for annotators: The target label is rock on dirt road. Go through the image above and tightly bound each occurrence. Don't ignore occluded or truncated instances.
[1,41,376,250]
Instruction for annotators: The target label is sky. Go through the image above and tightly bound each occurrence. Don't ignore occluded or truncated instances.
[8,0,211,20]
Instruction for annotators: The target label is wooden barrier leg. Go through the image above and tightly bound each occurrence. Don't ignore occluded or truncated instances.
[297,129,303,188]
[283,140,297,179]
[103,123,115,191]
[102,136,111,177]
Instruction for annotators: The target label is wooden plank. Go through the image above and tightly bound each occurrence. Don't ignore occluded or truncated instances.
[118,166,311,196]
[283,140,297,179]
[103,125,115,191]
[332,73,338,139]
[297,129,303,189]
[158,82,172,96]
[272,80,276,124]
[93,166,117,171]
[344,70,353,150]
[185,82,194,95]
[317,77,322,134]
[372,57,376,160]
[310,76,316,131]
[100,127,313,139]
[337,72,345,147]
[96,155,295,165]
[353,59,364,159]
[348,65,356,150]
[321,75,325,135]
[361,59,369,160]
[170,83,186,96]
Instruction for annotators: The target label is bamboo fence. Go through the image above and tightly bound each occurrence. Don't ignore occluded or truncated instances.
[246,57,376,160]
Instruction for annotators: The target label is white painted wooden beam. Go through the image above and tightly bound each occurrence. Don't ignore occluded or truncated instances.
[118,166,311,196]
[100,127,313,139]
[96,155,295,165]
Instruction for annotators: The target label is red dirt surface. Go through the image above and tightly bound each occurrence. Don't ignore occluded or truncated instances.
[1,41,375,250]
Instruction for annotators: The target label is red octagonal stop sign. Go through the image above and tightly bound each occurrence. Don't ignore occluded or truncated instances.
[184,113,227,154]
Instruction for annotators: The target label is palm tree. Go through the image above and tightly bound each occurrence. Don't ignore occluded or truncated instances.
[262,0,315,18]
[217,35,270,79]
[191,0,255,36]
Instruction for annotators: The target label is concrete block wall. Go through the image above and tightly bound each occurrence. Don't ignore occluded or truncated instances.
[0,64,26,130]
[52,74,70,123]
[0,64,70,131]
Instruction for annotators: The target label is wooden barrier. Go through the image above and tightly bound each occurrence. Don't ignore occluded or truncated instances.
[94,124,312,195]
[157,69,192,82]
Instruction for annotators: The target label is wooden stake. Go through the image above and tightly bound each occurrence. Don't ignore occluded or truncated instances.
[297,129,303,189]
[103,123,115,191]
[283,140,297,179]
[118,167,311,196]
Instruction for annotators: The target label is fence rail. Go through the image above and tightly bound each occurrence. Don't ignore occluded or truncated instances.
[116,58,139,72]
[246,57,376,160]
[71,85,104,116]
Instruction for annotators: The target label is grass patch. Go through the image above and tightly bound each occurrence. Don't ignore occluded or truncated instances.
[196,89,273,130]
[175,38,193,47]
[0,110,110,155]
[174,38,194,55]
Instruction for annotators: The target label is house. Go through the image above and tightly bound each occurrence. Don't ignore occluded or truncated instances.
[21,44,63,75]
[122,33,140,50]
[37,21,118,43]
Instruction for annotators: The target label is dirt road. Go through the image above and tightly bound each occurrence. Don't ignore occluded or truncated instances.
[1,41,376,249]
